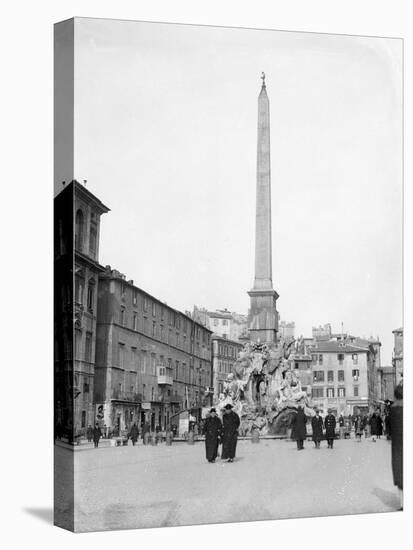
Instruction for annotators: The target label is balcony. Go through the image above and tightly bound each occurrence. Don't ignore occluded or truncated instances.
[157,366,173,386]
[111,389,142,402]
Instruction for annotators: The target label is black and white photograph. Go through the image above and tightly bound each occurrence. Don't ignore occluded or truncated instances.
[52,16,404,533]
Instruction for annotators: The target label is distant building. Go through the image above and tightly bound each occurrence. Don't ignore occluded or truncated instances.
[392,327,403,384]
[192,306,248,342]
[312,324,332,341]
[308,333,381,416]
[95,268,213,433]
[377,366,397,405]
[211,336,243,401]
[279,321,295,340]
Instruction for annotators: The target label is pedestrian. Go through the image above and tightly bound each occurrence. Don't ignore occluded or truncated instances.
[363,415,370,438]
[344,416,351,439]
[86,424,93,443]
[221,404,240,462]
[376,412,383,439]
[142,421,151,445]
[385,411,391,440]
[129,422,139,446]
[291,406,307,450]
[93,423,102,448]
[103,423,107,438]
[369,412,379,442]
[390,382,403,510]
[202,408,222,463]
[311,410,323,449]
[325,409,337,449]
[354,414,363,441]
[338,414,345,439]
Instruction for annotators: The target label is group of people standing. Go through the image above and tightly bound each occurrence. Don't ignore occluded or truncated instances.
[202,403,240,463]
[292,407,337,450]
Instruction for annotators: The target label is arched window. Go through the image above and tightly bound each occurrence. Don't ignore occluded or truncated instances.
[89,223,97,258]
[75,209,84,251]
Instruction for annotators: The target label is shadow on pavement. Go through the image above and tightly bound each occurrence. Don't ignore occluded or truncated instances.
[372,488,398,510]
[24,507,53,524]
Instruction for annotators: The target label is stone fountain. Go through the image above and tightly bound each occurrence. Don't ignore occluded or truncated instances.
[215,338,315,436]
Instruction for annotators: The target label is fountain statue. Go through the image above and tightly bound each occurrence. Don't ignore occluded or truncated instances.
[214,338,315,436]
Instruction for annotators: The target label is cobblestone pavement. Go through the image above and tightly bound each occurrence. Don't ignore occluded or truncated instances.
[55,437,399,532]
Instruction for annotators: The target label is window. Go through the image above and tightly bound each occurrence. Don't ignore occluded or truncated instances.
[312,354,317,363]
[85,332,92,362]
[318,354,323,364]
[120,308,125,326]
[143,297,148,312]
[75,209,84,251]
[327,370,334,383]
[131,347,138,370]
[152,302,156,317]
[352,369,360,381]
[312,387,324,398]
[222,320,228,326]
[83,382,89,393]
[142,384,146,399]
[338,370,345,382]
[133,313,137,331]
[151,354,156,375]
[151,387,155,401]
[313,371,325,382]
[133,290,138,306]
[295,362,299,369]
[87,283,94,311]
[353,386,359,397]
[89,224,97,258]
[327,388,334,398]
[338,387,345,397]
[75,276,84,305]
[152,321,156,337]
[213,319,218,326]
[352,354,358,365]
[143,317,148,334]
[141,351,147,373]
[118,344,125,368]
[81,410,86,428]
[337,353,344,365]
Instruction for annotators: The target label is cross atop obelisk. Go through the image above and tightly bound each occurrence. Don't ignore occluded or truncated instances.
[248,74,279,344]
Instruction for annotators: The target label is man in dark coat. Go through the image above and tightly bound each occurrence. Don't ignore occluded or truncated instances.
[93,423,102,448]
[221,404,240,462]
[311,409,323,449]
[129,422,139,446]
[202,408,222,463]
[324,409,337,449]
[291,406,307,450]
[390,382,403,510]
[311,410,323,449]
[369,412,379,442]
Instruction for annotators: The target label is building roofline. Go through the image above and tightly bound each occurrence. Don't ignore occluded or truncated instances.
[73,180,110,214]
[99,269,213,333]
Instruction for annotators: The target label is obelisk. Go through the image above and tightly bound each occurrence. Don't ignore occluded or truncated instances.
[248,73,279,344]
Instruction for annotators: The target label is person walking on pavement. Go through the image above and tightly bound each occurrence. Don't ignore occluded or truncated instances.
[291,406,307,450]
[325,409,337,449]
[389,382,403,510]
[86,424,93,443]
[202,408,222,463]
[338,414,345,439]
[369,412,379,442]
[221,404,240,462]
[93,423,102,448]
[354,414,363,442]
[129,422,139,446]
[311,410,323,449]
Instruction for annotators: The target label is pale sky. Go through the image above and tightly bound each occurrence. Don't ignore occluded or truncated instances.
[61,18,402,364]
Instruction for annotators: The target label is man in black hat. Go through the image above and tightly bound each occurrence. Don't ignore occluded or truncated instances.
[311,409,323,449]
[325,409,337,449]
[202,408,222,463]
[291,406,307,450]
[221,404,240,462]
